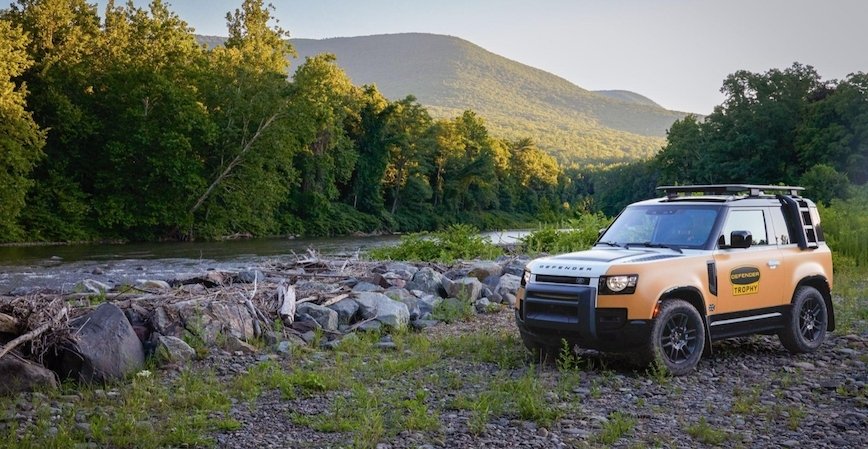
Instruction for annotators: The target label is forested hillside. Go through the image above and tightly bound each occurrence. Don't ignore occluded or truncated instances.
[1,1,864,244]
[0,0,576,242]
[291,34,694,162]
[203,33,689,162]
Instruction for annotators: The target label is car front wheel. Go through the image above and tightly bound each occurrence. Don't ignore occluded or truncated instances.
[642,299,705,376]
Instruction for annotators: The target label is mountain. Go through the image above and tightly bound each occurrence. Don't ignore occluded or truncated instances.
[200,33,690,162]
[593,90,662,108]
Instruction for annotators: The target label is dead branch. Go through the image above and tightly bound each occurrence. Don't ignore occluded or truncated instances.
[0,307,68,360]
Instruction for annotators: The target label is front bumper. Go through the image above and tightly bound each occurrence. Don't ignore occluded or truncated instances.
[516,282,651,352]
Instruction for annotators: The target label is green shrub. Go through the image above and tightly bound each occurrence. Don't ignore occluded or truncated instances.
[520,213,611,254]
[370,224,502,262]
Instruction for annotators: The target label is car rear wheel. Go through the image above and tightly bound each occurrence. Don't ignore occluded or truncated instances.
[642,299,705,376]
[779,286,827,353]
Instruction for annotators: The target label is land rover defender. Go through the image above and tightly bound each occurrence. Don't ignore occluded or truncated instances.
[515,184,834,375]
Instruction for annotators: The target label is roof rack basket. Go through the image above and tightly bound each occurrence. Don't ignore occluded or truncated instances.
[657,184,804,199]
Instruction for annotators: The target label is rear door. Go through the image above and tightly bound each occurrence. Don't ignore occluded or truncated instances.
[710,208,786,337]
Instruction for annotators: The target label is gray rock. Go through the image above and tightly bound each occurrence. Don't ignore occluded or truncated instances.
[352,282,384,293]
[500,256,530,276]
[136,280,170,290]
[233,270,264,284]
[153,298,257,344]
[468,262,503,281]
[406,268,447,297]
[155,335,196,364]
[410,319,440,330]
[75,279,111,295]
[357,320,383,333]
[446,277,483,301]
[395,296,422,321]
[297,303,338,332]
[503,293,517,307]
[384,287,415,302]
[495,274,521,298]
[474,297,492,313]
[52,303,145,383]
[328,299,359,325]
[0,356,58,395]
[354,292,410,328]
[383,262,419,275]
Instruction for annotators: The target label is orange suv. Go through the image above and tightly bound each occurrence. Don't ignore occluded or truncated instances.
[515,185,834,375]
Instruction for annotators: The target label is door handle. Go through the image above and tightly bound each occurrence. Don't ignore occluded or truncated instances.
[767,259,780,269]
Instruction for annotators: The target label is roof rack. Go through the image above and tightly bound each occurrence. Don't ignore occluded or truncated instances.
[657,184,804,200]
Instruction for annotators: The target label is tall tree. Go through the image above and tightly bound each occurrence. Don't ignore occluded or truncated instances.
[0,18,44,240]
[192,0,297,238]
[4,0,102,240]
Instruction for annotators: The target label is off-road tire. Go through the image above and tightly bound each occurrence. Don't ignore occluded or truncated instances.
[779,286,827,353]
[640,299,706,376]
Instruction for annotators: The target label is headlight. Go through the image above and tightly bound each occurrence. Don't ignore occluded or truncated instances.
[522,270,531,286]
[599,275,638,294]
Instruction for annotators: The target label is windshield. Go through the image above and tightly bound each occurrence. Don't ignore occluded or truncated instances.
[598,205,721,249]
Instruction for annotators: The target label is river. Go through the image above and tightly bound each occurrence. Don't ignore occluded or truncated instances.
[0,231,529,294]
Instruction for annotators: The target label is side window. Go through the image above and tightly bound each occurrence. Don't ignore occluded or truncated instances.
[720,210,768,246]
[769,206,794,245]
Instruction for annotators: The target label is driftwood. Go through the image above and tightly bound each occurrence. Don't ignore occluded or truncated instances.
[0,307,67,360]
[277,283,296,325]
[320,294,349,308]
[0,312,18,334]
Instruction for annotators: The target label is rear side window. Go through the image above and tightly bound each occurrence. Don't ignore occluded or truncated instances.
[720,209,768,246]
[769,206,796,245]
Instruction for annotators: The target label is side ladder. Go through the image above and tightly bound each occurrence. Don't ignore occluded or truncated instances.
[777,195,819,250]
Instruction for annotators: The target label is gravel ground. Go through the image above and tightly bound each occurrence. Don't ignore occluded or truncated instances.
[213,311,868,449]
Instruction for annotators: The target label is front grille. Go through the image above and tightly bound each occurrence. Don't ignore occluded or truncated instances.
[535,275,590,285]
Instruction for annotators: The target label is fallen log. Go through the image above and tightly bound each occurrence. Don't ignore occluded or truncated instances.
[0,312,18,334]
[277,283,296,325]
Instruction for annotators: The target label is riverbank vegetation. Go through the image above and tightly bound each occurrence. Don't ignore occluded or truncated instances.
[0,2,865,243]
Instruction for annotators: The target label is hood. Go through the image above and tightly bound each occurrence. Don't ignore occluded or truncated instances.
[527,248,682,278]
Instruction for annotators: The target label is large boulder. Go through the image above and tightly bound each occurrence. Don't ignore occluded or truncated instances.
[154,335,196,364]
[0,356,58,395]
[495,274,522,299]
[352,281,384,293]
[468,262,503,281]
[328,298,359,325]
[446,277,484,302]
[153,298,257,344]
[52,303,145,383]
[353,292,410,328]
[500,256,530,277]
[297,303,338,332]
[406,268,447,297]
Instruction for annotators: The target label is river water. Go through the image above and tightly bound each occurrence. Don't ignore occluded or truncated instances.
[0,231,529,294]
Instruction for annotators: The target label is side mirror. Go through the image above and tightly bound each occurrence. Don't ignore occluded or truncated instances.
[730,230,753,249]
[598,228,607,238]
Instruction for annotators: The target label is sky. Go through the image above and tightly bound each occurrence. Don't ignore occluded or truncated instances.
[96,0,868,114]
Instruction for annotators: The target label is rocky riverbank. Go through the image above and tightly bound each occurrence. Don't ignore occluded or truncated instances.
[0,253,865,448]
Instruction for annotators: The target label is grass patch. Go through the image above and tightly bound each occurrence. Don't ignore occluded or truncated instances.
[437,331,526,369]
[685,417,728,445]
[431,298,475,323]
[596,411,636,445]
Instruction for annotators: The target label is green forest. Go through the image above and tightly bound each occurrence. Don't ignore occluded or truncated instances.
[1,0,866,243]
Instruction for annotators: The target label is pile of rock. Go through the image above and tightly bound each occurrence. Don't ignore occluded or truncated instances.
[0,255,530,395]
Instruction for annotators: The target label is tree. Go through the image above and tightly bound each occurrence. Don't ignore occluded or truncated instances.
[4,0,102,240]
[796,73,868,185]
[703,63,823,184]
[381,95,432,215]
[192,0,297,238]
[0,18,44,240]
[656,114,707,185]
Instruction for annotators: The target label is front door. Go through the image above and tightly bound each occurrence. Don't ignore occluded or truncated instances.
[710,209,785,337]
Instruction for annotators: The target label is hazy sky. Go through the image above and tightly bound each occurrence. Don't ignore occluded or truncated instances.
[96,0,867,114]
